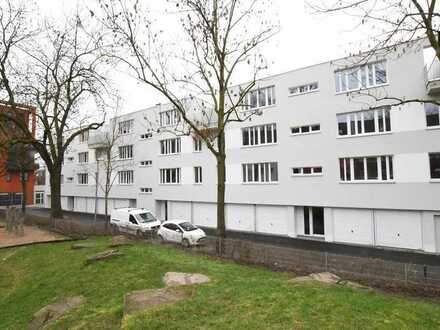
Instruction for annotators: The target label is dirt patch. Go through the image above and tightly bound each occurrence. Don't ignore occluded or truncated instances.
[0,225,66,248]
[123,288,189,316]
[28,296,86,330]
[163,272,211,287]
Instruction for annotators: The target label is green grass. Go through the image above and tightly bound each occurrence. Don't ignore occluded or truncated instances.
[0,237,440,329]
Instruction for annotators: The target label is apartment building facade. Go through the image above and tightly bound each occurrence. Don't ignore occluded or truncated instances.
[35,40,440,253]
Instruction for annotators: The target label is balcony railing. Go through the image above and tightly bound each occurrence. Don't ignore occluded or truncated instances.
[426,56,440,95]
[88,132,108,148]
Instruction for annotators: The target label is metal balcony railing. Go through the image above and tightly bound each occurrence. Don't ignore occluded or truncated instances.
[88,132,107,148]
[427,56,440,82]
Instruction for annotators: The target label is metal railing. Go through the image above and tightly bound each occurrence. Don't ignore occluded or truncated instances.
[426,56,440,82]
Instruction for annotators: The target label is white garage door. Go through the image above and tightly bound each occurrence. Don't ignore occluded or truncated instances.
[375,210,422,250]
[193,202,216,228]
[226,204,254,232]
[169,201,192,221]
[75,197,86,213]
[256,205,289,235]
[114,199,129,209]
[333,209,374,245]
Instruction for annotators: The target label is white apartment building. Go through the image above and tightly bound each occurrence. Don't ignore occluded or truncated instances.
[35,40,440,253]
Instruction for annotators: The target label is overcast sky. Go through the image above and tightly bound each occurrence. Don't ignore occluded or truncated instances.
[38,0,366,114]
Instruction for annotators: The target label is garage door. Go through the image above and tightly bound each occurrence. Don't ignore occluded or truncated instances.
[256,205,289,235]
[169,201,192,221]
[333,208,373,245]
[193,202,216,228]
[226,204,254,232]
[375,210,422,250]
[114,199,129,209]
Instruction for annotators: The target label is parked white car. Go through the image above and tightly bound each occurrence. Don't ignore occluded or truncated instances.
[157,220,206,247]
[110,208,161,237]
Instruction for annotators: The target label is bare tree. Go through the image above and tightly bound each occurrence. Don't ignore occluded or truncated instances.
[99,0,276,252]
[0,2,112,218]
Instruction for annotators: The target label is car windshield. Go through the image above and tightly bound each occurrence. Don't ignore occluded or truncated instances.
[179,222,198,232]
[136,212,157,223]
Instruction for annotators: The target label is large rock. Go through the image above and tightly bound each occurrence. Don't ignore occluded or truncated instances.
[163,272,211,287]
[289,272,369,289]
[85,249,123,264]
[28,296,86,330]
[124,288,188,316]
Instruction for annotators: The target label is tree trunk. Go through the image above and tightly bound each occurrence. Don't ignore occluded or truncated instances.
[50,167,63,218]
[20,170,26,214]
[104,191,109,232]
[216,135,226,255]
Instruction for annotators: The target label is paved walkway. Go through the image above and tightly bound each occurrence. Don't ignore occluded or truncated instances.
[0,225,66,248]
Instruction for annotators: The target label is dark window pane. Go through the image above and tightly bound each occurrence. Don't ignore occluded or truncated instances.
[378,109,384,132]
[384,109,391,131]
[313,167,322,174]
[381,156,387,180]
[270,163,278,181]
[242,165,246,182]
[375,62,387,84]
[353,158,365,180]
[267,125,273,143]
[304,207,310,235]
[301,126,310,133]
[311,124,320,132]
[339,159,345,180]
[345,158,351,180]
[293,168,301,174]
[253,164,259,182]
[366,157,378,180]
[258,89,266,107]
[425,103,440,127]
[291,127,300,134]
[303,167,312,174]
[250,91,258,108]
[388,156,394,180]
[364,110,375,133]
[350,114,356,135]
[312,207,325,235]
[338,115,347,136]
[260,126,266,144]
[430,153,440,179]
[357,113,362,134]
[273,125,277,142]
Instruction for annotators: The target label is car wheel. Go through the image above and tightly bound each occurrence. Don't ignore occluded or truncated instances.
[182,238,191,248]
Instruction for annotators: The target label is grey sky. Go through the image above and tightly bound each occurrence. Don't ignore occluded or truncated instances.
[38,0,365,114]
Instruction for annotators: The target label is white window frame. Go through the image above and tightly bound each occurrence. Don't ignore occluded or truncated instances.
[140,132,153,140]
[139,160,152,167]
[193,137,202,152]
[118,170,134,185]
[139,187,153,194]
[303,206,325,237]
[339,155,394,183]
[119,145,134,160]
[159,109,181,127]
[35,191,44,205]
[292,166,323,177]
[247,86,276,110]
[159,168,181,184]
[425,103,440,128]
[337,107,391,137]
[159,138,181,155]
[118,119,134,135]
[194,166,203,184]
[242,162,278,184]
[289,82,319,96]
[78,152,88,164]
[290,124,321,136]
[335,60,388,93]
[77,173,88,185]
[78,131,89,143]
[242,123,277,147]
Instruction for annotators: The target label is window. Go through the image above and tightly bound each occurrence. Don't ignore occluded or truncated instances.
[78,131,89,143]
[119,145,133,159]
[160,138,181,155]
[35,191,44,205]
[78,152,89,163]
[337,107,391,136]
[140,187,153,194]
[289,82,319,96]
[292,167,322,176]
[194,166,202,183]
[66,177,74,183]
[118,119,134,135]
[67,156,74,162]
[242,123,277,146]
[139,160,152,167]
[242,162,278,183]
[429,153,440,179]
[77,173,88,185]
[425,103,440,127]
[303,207,324,236]
[339,156,394,182]
[160,168,181,184]
[290,124,320,135]
[193,137,202,152]
[140,132,153,140]
[159,109,181,127]
[247,86,276,109]
[118,170,134,184]
[335,60,387,93]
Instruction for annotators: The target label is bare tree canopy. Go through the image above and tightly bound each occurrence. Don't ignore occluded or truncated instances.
[0,0,113,217]
[99,0,277,251]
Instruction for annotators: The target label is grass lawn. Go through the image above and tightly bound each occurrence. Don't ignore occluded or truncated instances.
[1,237,440,330]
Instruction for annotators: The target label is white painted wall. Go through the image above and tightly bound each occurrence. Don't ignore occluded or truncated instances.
[256,205,289,235]
[333,208,374,245]
[226,204,254,231]
[395,153,430,183]
[391,103,426,132]
[193,202,216,227]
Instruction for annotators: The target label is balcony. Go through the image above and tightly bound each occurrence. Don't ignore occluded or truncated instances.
[426,56,440,95]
